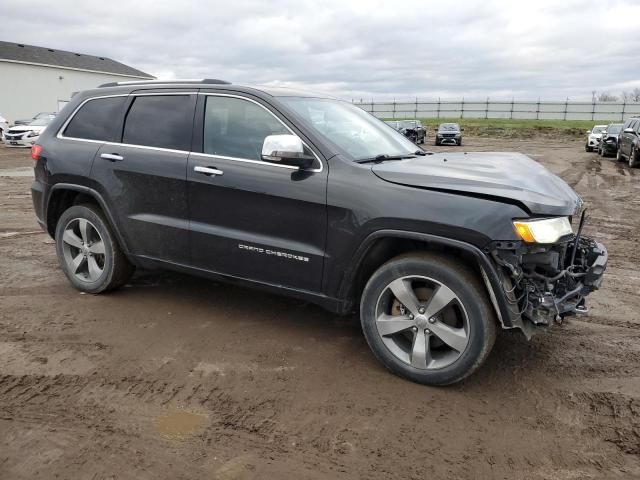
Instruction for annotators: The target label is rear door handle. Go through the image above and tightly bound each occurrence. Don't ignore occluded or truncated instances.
[100,153,124,162]
[194,166,224,176]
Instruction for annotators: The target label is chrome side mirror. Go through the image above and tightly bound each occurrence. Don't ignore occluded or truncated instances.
[261,134,315,169]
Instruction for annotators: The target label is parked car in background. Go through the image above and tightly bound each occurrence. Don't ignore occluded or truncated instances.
[435,123,463,146]
[13,112,57,126]
[3,114,56,147]
[0,113,8,139]
[597,123,623,157]
[617,117,640,167]
[585,125,606,152]
[386,120,425,144]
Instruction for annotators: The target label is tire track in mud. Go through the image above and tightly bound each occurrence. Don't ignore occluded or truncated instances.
[0,373,280,438]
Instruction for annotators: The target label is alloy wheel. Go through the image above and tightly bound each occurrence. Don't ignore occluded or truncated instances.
[374,275,470,370]
[60,218,106,282]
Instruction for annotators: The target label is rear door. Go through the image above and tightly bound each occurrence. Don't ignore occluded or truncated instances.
[91,92,197,264]
[186,93,328,291]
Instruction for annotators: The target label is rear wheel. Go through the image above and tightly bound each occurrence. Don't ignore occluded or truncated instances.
[360,253,497,386]
[55,204,134,293]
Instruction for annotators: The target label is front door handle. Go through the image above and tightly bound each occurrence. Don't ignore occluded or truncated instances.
[194,166,224,176]
[100,153,124,162]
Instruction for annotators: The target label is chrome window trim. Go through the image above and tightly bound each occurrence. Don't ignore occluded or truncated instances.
[56,92,324,173]
[190,152,298,170]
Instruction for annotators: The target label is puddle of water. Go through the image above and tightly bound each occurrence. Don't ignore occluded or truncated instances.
[153,410,207,439]
[0,167,34,177]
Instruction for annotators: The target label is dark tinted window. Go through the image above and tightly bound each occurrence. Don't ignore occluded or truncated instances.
[64,97,125,141]
[203,96,288,160]
[123,95,194,150]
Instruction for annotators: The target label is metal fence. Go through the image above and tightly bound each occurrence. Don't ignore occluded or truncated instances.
[352,99,640,122]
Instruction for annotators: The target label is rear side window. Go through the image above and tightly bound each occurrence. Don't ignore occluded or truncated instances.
[64,97,125,141]
[203,96,288,160]
[123,95,194,151]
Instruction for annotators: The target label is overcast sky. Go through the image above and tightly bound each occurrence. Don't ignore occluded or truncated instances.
[2,0,639,101]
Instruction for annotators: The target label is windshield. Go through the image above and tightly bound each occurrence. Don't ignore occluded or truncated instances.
[592,126,606,134]
[282,98,418,161]
[400,120,419,128]
[35,112,53,119]
[28,115,54,127]
[607,124,622,134]
[439,123,459,131]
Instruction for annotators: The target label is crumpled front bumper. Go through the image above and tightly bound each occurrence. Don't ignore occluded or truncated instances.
[489,235,608,335]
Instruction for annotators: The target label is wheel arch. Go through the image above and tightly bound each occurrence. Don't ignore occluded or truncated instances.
[46,183,130,254]
[338,230,515,329]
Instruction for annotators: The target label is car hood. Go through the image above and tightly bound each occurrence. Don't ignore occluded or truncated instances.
[8,125,47,133]
[371,152,582,216]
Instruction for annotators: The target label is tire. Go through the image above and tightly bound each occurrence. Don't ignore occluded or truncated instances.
[585,144,592,152]
[55,203,134,293]
[630,148,640,168]
[458,139,462,146]
[360,252,497,386]
[617,147,625,162]
[435,139,440,146]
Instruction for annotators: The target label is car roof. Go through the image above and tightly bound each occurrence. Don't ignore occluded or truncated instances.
[91,80,338,100]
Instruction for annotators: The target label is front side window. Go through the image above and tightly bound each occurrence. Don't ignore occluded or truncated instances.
[64,97,125,141]
[123,95,194,151]
[203,96,288,160]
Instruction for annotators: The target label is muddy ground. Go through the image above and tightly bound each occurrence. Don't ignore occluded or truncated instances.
[1,137,639,480]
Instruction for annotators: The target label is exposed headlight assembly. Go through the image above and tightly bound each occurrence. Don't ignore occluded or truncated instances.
[513,217,573,243]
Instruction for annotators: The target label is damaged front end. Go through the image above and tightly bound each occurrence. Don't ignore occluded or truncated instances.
[487,212,607,337]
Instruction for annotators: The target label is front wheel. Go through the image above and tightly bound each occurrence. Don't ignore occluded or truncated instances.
[630,148,640,168]
[360,253,497,386]
[457,139,462,146]
[617,148,625,162]
[55,204,134,293]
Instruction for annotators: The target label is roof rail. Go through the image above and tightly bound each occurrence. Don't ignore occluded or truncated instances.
[98,78,231,88]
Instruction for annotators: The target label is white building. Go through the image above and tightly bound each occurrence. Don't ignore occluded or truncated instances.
[0,41,154,123]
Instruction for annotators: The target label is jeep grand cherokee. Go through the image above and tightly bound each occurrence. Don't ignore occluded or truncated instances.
[30,79,607,386]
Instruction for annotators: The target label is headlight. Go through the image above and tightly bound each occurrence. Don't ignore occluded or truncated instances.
[26,131,39,138]
[513,217,572,243]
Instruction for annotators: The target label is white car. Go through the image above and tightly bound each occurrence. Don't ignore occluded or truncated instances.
[3,114,56,147]
[0,113,8,139]
[585,124,607,152]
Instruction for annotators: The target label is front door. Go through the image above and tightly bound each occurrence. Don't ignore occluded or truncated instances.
[187,94,328,292]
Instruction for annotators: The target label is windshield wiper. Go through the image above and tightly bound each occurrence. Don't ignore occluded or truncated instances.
[356,153,417,164]
[414,150,426,156]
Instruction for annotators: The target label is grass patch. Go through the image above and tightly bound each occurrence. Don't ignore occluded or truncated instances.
[384,117,601,138]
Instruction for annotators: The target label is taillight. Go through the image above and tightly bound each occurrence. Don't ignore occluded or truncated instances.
[31,144,42,161]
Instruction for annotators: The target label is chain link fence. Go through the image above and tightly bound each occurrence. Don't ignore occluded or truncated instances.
[352,98,640,122]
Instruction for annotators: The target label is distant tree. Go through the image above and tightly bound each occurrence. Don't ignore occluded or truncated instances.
[622,88,640,102]
[597,92,618,102]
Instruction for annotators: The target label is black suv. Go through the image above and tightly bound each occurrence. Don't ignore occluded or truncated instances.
[385,120,426,144]
[598,123,623,157]
[30,80,607,386]
[617,117,640,167]
[435,123,463,146]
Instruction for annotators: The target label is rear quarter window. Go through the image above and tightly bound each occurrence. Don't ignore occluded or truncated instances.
[63,96,126,141]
